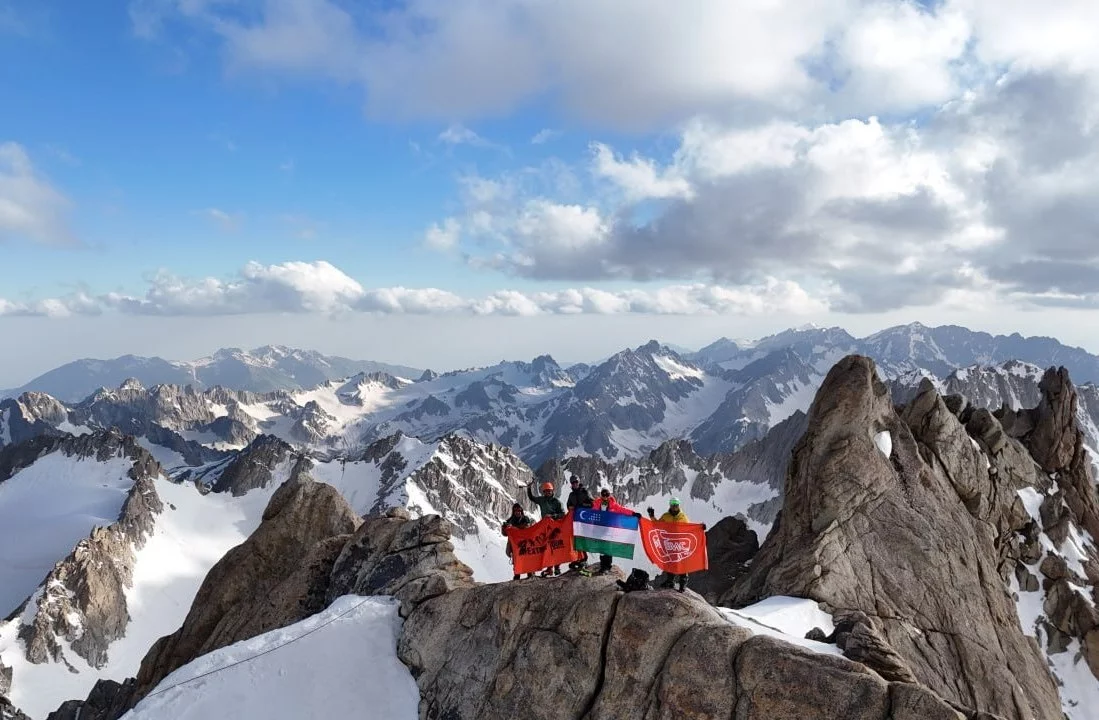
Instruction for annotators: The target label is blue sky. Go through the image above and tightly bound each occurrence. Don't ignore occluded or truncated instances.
[3,0,1099,384]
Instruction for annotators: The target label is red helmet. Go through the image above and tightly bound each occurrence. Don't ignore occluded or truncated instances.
[540,482,554,492]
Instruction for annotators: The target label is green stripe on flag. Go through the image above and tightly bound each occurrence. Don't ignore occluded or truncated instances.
[575,536,635,559]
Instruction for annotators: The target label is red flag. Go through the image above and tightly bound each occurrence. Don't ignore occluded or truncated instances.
[639,518,709,574]
[505,514,581,575]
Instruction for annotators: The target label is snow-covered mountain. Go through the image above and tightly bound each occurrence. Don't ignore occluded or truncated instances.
[0,428,529,718]
[1,344,750,468]
[8,325,1099,478]
[0,346,421,403]
[690,322,1099,385]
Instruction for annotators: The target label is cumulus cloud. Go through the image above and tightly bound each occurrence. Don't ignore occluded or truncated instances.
[0,142,77,246]
[1,260,825,318]
[129,0,982,129]
[0,292,101,318]
[123,1,1099,313]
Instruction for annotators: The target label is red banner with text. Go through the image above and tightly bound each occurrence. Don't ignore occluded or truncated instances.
[505,514,581,575]
[639,518,708,575]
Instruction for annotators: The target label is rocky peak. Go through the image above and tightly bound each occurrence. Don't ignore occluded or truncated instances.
[205,434,295,495]
[7,435,165,672]
[14,392,68,425]
[118,378,144,392]
[418,369,439,382]
[725,354,1072,719]
[127,466,362,706]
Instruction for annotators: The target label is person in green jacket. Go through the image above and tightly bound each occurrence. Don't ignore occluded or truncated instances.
[526,481,566,577]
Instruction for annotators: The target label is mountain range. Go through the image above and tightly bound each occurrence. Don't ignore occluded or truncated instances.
[0,346,422,403]
[3,349,1098,719]
[3,321,1099,718]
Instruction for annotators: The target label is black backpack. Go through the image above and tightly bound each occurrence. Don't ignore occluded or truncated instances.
[616,568,652,593]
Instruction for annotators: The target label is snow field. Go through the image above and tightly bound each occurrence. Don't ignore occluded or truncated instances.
[0,453,135,617]
[120,596,419,720]
[0,472,281,719]
[718,596,841,657]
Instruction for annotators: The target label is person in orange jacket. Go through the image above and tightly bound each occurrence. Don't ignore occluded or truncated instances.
[646,498,691,592]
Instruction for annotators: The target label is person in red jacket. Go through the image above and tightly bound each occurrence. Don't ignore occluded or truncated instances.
[590,487,641,574]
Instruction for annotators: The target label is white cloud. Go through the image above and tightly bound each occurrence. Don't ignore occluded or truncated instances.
[590,143,693,201]
[438,123,485,146]
[423,218,461,251]
[1,260,828,319]
[0,293,101,318]
[194,207,243,232]
[0,142,76,246]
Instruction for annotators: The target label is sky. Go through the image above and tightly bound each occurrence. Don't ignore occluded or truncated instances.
[2,0,1099,386]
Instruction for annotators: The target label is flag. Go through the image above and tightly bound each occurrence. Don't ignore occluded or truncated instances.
[572,507,639,559]
[505,515,581,575]
[639,518,709,574]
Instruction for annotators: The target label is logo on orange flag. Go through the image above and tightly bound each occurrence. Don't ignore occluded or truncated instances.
[639,518,709,574]
[505,513,581,575]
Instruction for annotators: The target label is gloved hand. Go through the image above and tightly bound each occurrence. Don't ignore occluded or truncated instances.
[646,506,655,517]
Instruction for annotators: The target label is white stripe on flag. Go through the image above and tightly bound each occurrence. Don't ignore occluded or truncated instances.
[573,522,637,545]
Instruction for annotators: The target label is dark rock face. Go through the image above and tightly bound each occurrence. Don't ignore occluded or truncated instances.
[6,432,165,670]
[326,508,474,617]
[208,434,294,495]
[398,575,965,720]
[46,680,135,720]
[128,465,361,704]
[659,516,759,603]
[724,355,1065,720]
[0,695,31,720]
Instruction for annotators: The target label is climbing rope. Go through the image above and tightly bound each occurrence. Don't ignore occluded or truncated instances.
[142,595,378,700]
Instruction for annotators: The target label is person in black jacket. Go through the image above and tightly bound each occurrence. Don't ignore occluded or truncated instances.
[565,478,593,570]
[502,503,536,580]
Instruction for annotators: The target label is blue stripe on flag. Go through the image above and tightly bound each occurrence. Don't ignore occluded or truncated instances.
[574,507,639,530]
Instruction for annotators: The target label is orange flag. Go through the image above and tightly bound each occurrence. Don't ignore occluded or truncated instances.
[505,514,581,575]
[639,518,709,574]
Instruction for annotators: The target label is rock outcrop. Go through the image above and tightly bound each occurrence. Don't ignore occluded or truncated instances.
[658,516,759,602]
[128,461,361,703]
[724,355,1072,720]
[47,680,135,720]
[0,696,30,720]
[4,431,165,670]
[326,508,474,617]
[399,574,964,720]
[207,433,295,495]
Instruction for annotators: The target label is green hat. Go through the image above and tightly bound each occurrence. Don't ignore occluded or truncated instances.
[669,498,681,506]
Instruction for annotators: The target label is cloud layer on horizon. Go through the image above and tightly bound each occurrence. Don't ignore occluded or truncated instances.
[0,260,828,318]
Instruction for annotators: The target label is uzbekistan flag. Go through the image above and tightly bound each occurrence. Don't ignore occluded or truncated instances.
[572,507,639,559]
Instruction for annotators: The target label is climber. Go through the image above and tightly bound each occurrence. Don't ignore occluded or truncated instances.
[566,478,594,570]
[647,498,691,592]
[502,502,536,581]
[526,481,566,576]
[590,487,641,575]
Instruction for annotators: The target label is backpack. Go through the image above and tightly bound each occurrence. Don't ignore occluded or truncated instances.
[616,568,652,593]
